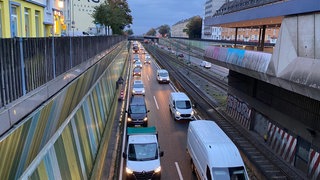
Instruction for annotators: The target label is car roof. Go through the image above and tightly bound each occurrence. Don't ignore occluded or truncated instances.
[130,96,146,105]
[157,69,168,73]
[133,80,143,84]
[133,67,141,71]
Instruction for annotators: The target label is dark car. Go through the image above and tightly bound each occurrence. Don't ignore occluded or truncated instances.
[126,96,149,127]
[178,53,184,58]
[133,67,141,76]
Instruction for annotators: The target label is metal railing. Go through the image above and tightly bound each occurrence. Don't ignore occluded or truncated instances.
[0,35,125,108]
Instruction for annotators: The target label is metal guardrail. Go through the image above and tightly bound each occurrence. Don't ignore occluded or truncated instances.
[0,35,125,108]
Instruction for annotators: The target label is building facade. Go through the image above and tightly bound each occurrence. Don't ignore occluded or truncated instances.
[61,0,106,36]
[0,0,107,38]
[0,0,46,38]
[171,18,190,38]
[221,27,279,43]
[202,0,226,40]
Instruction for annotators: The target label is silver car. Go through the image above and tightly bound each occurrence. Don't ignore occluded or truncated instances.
[132,80,145,95]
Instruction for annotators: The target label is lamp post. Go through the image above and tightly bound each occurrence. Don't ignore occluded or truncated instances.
[188,40,191,64]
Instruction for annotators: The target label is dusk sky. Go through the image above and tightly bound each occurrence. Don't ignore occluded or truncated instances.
[127,0,205,35]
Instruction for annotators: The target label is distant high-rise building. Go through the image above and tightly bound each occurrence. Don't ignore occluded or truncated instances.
[202,0,227,40]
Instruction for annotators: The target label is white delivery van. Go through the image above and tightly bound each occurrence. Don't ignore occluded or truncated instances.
[123,127,164,179]
[187,120,249,180]
[169,92,195,121]
[156,69,170,83]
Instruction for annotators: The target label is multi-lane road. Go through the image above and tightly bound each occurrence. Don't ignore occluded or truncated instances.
[120,50,197,180]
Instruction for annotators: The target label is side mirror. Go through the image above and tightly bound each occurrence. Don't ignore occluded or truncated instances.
[160,151,164,157]
[122,152,127,159]
[147,110,150,113]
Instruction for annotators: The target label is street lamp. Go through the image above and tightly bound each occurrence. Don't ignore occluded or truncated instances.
[188,41,191,64]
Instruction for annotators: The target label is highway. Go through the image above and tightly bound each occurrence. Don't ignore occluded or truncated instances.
[120,49,197,180]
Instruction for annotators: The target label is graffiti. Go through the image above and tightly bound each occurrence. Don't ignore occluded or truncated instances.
[226,94,252,129]
[204,46,271,73]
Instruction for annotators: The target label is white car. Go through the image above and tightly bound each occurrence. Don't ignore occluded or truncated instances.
[132,80,145,95]
[200,61,212,68]
[134,61,143,68]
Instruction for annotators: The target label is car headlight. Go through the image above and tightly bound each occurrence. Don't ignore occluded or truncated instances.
[126,167,133,174]
[128,118,132,122]
[132,89,136,93]
[175,111,181,116]
[143,117,148,121]
[191,110,194,116]
[154,166,161,173]
[142,89,145,93]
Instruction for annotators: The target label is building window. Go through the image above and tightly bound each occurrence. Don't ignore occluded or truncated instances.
[25,8,30,37]
[11,5,19,37]
[35,11,40,37]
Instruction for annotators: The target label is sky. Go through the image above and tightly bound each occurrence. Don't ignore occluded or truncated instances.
[127,0,205,35]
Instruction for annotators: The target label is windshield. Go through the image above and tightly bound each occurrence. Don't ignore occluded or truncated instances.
[176,100,191,109]
[212,167,247,180]
[133,84,144,88]
[159,72,168,77]
[128,143,158,161]
[130,105,146,113]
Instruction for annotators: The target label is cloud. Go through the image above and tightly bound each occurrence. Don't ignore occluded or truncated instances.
[128,0,204,35]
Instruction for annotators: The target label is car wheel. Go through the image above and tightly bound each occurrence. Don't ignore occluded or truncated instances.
[143,122,148,127]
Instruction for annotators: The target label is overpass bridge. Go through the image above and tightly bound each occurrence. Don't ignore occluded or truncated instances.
[202,0,320,179]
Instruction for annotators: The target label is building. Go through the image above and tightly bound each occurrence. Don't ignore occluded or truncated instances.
[0,0,46,38]
[202,0,227,40]
[171,16,201,38]
[221,27,279,43]
[171,19,190,38]
[0,0,108,38]
[61,0,106,36]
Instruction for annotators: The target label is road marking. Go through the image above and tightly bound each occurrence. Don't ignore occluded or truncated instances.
[153,96,159,110]
[175,162,184,180]
[147,75,150,81]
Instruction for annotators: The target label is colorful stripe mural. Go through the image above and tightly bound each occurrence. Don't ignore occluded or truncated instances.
[0,42,127,179]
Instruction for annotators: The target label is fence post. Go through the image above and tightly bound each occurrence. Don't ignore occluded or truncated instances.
[19,38,26,95]
[70,37,73,68]
[52,30,56,78]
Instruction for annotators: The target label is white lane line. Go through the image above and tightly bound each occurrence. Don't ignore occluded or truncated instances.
[175,162,184,180]
[147,75,150,81]
[153,96,159,110]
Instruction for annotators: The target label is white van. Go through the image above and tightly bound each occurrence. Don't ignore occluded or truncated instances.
[123,127,164,179]
[187,120,249,180]
[156,69,170,83]
[169,92,195,121]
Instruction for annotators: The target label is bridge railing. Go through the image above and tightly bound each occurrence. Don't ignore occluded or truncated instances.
[0,35,125,109]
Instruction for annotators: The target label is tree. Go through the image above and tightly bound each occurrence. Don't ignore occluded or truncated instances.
[185,16,202,39]
[125,29,134,35]
[91,0,132,35]
[146,28,157,36]
[158,25,170,37]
